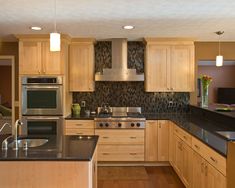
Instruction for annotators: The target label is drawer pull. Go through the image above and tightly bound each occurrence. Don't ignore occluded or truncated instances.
[129,153,137,155]
[205,164,208,176]
[75,124,83,127]
[194,144,200,150]
[201,162,204,173]
[102,136,109,139]
[102,153,110,155]
[76,133,83,135]
[210,157,217,163]
[183,136,187,140]
[130,137,137,139]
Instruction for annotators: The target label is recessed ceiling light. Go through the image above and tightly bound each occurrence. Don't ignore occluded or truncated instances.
[123,25,135,30]
[30,26,42,31]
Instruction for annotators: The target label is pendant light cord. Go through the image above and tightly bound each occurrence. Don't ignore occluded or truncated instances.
[54,0,57,32]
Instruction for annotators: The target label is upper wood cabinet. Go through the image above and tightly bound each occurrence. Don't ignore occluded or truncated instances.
[145,120,169,162]
[18,35,69,75]
[69,39,95,92]
[144,38,195,92]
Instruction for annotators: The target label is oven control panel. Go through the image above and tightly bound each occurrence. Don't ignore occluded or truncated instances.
[95,121,145,129]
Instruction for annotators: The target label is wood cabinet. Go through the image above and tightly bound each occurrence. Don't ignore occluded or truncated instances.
[95,129,144,161]
[173,133,193,188]
[145,120,169,161]
[169,121,175,166]
[69,39,95,92]
[144,38,195,92]
[18,35,68,75]
[192,151,226,188]
[65,120,95,135]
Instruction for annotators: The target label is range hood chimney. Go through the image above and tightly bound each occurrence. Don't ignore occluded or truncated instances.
[95,38,144,81]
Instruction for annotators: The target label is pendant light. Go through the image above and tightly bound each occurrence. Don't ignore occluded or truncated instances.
[50,0,60,52]
[215,31,224,67]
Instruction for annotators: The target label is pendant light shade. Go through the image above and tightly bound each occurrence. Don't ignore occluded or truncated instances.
[216,55,223,67]
[50,0,60,52]
[50,32,60,51]
[215,31,224,67]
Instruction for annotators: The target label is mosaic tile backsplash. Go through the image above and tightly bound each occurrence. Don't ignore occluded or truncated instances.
[73,82,189,113]
[73,41,189,113]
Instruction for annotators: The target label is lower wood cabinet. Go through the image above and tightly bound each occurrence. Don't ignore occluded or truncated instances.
[95,129,144,161]
[145,120,169,161]
[192,151,226,188]
[64,120,95,135]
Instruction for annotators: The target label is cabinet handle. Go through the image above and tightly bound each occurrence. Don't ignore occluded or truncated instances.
[171,88,173,90]
[210,157,217,163]
[194,144,200,150]
[205,164,208,176]
[129,153,137,155]
[102,153,110,155]
[103,136,109,139]
[76,133,83,135]
[201,162,204,173]
[159,125,161,128]
[183,136,187,140]
[38,70,41,74]
[75,124,83,127]
[130,137,136,139]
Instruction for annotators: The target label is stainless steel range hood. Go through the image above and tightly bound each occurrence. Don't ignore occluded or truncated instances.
[95,38,144,81]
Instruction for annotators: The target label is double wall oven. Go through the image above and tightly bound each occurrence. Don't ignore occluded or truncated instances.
[21,76,63,136]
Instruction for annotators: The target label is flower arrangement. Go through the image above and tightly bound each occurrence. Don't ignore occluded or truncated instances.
[200,75,212,107]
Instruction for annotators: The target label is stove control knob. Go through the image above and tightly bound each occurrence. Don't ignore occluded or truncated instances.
[118,123,122,127]
[105,123,109,127]
[99,123,103,127]
[131,123,135,127]
[136,123,141,127]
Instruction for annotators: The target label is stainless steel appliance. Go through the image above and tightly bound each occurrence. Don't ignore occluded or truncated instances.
[95,107,145,129]
[22,116,62,136]
[22,76,63,115]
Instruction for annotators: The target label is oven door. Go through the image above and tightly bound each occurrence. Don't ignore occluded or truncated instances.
[22,85,63,115]
[21,116,62,136]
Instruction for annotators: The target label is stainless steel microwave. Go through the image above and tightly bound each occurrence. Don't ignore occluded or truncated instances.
[21,76,63,116]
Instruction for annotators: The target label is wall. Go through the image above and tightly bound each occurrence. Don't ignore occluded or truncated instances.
[190,42,235,105]
[198,65,235,103]
[0,66,11,107]
[73,41,189,113]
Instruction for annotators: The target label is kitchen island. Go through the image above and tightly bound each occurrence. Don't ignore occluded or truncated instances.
[0,135,98,188]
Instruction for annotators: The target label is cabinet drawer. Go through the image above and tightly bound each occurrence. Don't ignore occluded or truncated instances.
[65,128,94,135]
[174,125,192,146]
[98,145,144,161]
[65,120,94,129]
[95,130,144,144]
[192,137,226,176]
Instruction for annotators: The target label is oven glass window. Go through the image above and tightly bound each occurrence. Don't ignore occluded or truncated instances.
[27,121,57,135]
[27,90,57,108]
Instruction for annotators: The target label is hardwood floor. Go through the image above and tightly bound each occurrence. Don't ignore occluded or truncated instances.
[98,166,185,188]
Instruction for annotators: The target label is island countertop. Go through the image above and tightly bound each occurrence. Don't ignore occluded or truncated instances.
[0,135,98,161]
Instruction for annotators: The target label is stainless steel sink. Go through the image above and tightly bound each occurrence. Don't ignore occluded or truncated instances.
[2,136,49,150]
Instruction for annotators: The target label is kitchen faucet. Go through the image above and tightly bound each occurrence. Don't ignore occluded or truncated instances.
[12,119,23,150]
[0,123,11,133]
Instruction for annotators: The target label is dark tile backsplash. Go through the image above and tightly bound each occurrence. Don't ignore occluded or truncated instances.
[73,41,190,113]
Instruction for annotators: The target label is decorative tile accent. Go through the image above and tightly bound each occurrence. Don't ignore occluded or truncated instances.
[73,82,189,113]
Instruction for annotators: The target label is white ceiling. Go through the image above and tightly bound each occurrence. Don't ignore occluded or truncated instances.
[1,0,235,41]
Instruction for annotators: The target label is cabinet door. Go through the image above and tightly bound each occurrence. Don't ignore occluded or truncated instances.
[19,41,41,75]
[41,41,64,75]
[69,43,94,91]
[158,120,169,161]
[145,45,170,92]
[169,121,175,166]
[170,45,194,92]
[192,151,206,188]
[174,135,183,175]
[205,162,226,188]
[181,142,193,188]
[145,121,158,161]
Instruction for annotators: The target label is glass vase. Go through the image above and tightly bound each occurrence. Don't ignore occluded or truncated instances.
[201,85,209,108]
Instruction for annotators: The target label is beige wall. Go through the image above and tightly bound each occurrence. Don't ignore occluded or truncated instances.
[0,66,12,107]
[191,42,235,105]
[198,65,235,104]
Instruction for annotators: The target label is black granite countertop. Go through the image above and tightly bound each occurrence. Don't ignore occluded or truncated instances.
[65,114,96,120]
[0,135,98,161]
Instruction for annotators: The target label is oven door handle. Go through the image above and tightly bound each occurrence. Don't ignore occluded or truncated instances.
[24,117,60,120]
[24,86,60,89]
